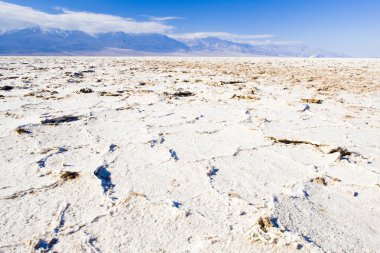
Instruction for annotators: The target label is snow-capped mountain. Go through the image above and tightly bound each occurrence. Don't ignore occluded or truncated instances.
[0,27,189,54]
[0,27,344,57]
[95,32,188,52]
[0,27,102,54]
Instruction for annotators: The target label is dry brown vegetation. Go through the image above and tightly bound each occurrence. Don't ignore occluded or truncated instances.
[257,216,273,233]
[311,177,327,186]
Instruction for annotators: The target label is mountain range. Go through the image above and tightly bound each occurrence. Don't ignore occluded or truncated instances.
[0,27,344,57]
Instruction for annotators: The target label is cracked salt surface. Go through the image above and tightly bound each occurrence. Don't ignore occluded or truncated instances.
[0,57,379,252]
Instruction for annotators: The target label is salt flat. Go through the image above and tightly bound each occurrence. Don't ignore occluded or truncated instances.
[0,57,379,253]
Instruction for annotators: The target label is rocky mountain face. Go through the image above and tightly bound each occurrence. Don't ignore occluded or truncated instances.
[0,27,188,54]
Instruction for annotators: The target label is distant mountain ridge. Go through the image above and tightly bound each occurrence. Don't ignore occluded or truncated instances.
[177,37,344,57]
[0,27,344,57]
[0,27,188,54]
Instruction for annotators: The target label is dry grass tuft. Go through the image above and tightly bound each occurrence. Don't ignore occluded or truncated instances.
[99,91,122,96]
[268,137,322,148]
[77,88,94,94]
[173,91,195,97]
[311,177,327,186]
[257,216,272,233]
[328,147,352,157]
[41,115,80,125]
[15,127,31,135]
[231,94,259,101]
[60,171,79,181]
[301,98,323,104]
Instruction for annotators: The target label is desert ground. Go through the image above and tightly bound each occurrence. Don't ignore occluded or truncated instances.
[0,57,379,253]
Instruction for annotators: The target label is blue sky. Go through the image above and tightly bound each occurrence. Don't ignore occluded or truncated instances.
[1,0,379,57]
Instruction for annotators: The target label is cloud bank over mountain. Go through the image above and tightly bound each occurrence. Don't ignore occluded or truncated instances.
[0,1,279,44]
[0,1,345,57]
[0,1,172,34]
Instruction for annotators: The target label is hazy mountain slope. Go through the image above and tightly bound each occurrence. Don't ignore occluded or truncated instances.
[0,27,343,57]
[178,37,260,54]
[177,37,345,57]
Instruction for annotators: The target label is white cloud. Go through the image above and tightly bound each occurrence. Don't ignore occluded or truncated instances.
[147,16,184,22]
[169,32,274,40]
[0,1,172,34]
[247,40,305,45]
[0,1,293,46]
